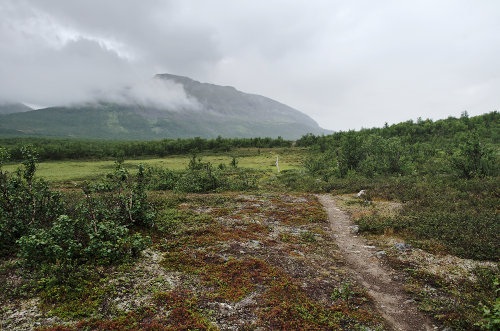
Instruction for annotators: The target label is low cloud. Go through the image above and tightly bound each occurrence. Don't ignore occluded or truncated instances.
[96,78,201,111]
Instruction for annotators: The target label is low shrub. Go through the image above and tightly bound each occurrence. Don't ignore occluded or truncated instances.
[1,146,153,270]
[17,215,149,268]
[0,146,63,255]
[174,156,257,193]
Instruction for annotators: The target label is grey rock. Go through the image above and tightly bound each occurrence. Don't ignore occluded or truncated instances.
[248,240,261,248]
[394,242,412,250]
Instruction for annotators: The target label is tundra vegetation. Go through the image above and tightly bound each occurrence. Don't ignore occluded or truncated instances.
[0,111,498,330]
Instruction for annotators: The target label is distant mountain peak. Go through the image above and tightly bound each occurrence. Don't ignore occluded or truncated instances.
[155,73,197,84]
[0,74,329,139]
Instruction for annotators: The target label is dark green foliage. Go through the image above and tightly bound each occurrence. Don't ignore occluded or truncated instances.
[0,146,152,269]
[146,166,178,190]
[477,275,500,330]
[296,111,500,148]
[395,177,499,260]
[173,156,257,193]
[0,146,63,255]
[358,136,409,177]
[0,135,292,161]
[231,156,238,168]
[337,131,363,177]
[304,133,411,179]
[175,160,220,193]
[164,155,258,193]
[80,161,155,228]
[17,216,147,267]
[450,131,498,178]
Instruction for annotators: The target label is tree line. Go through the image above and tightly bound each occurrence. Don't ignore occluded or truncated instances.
[0,135,291,161]
[296,111,499,150]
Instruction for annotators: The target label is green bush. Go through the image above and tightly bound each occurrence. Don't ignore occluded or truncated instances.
[175,166,220,193]
[1,146,153,269]
[304,150,339,181]
[81,162,155,228]
[0,146,63,255]
[338,131,363,177]
[450,131,498,179]
[478,276,500,330]
[17,215,149,267]
[146,166,179,190]
[358,135,410,177]
[174,156,257,193]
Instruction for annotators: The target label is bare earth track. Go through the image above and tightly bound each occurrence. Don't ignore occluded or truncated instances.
[317,194,434,331]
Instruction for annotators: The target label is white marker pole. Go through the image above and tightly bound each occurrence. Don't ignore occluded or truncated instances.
[276,155,280,173]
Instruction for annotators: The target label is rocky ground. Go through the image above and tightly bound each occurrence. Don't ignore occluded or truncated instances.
[1,192,386,330]
[3,191,491,330]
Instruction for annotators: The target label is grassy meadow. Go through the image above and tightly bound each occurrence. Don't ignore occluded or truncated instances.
[2,147,306,183]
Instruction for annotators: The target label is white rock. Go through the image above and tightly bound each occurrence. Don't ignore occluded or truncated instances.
[356,190,366,197]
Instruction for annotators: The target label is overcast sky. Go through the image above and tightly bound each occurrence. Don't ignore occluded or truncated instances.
[1,0,499,131]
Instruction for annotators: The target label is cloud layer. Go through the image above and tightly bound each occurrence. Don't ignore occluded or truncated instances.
[0,0,499,130]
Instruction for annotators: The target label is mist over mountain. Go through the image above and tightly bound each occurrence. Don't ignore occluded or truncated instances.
[0,103,32,115]
[0,75,328,140]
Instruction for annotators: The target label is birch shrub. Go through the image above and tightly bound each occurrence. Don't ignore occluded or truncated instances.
[0,146,152,269]
[0,146,63,255]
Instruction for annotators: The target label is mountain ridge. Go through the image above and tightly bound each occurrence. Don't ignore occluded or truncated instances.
[0,74,329,140]
[0,102,32,115]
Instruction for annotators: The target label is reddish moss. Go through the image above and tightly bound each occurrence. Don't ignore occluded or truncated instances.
[153,290,217,330]
[238,205,263,216]
[264,197,327,225]
[258,279,378,330]
[201,258,279,301]
[40,307,156,330]
[41,292,217,331]
[247,223,270,234]
[160,250,208,273]
[209,207,233,217]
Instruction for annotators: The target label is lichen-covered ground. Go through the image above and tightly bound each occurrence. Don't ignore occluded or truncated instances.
[1,192,386,330]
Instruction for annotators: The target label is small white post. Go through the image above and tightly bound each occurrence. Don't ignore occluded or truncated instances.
[276,155,280,173]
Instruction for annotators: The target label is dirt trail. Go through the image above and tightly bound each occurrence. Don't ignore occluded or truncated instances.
[317,194,434,331]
